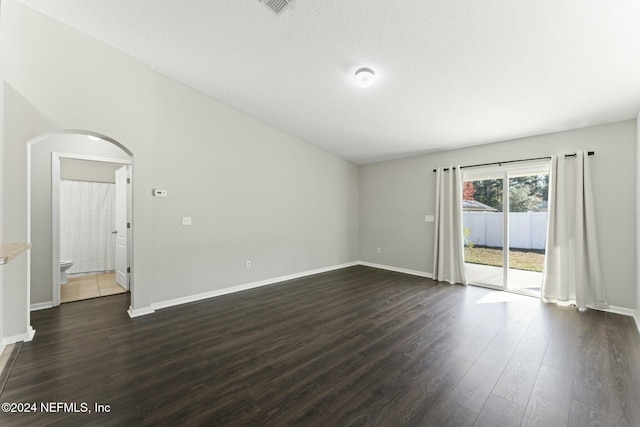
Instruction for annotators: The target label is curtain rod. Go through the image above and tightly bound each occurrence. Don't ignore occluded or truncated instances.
[432,151,595,172]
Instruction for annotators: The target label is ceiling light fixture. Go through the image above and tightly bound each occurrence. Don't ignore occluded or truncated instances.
[354,67,375,88]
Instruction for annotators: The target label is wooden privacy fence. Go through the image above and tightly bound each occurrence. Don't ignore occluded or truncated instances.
[463,212,548,250]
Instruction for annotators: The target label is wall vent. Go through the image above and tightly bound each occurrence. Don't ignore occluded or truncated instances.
[259,0,294,15]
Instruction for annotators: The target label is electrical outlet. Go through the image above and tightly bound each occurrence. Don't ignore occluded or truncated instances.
[376,247,381,254]
[153,189,167,198]
[182,217,192,226]
[246,260,252,269]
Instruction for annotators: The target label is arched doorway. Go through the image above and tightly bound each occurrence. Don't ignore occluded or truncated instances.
[27,130,134,312]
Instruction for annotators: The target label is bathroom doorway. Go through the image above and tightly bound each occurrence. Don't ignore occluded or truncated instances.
[53,155,132,305]
[27,132,133,311]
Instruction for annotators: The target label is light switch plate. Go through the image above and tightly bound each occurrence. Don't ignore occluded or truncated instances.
[182,217,192,226]
[425,214,435,222]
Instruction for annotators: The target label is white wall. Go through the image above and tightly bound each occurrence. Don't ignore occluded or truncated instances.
[2,83,54,338]
[0,77,3,349]
[637,111,640,323]
[30,134,130,305]
[1,89,29,337]
[1,47,4,348]
[151,74,359,303]
[0,0,154,331]
[360,120,637,309]
[2,254,27,339]
[1,0,359,331]
[2,0,634,332]
[61,158,125,183]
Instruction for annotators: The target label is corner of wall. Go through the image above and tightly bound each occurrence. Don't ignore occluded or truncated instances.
[0,75,5,348]
[636,112,640,329]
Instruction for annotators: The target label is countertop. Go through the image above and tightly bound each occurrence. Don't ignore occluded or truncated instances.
[0,243,32,265]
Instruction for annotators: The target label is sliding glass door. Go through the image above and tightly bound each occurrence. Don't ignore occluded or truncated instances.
[463,161,550,296]
[506,171,549,295]
[462,174,504,288]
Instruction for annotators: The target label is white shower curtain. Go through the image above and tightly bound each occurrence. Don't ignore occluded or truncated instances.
[542,151,608,309]
[60,180,116,274]
[433,166,467,285]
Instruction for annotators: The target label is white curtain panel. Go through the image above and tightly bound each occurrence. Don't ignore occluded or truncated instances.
[433,166,467,285]
[542,151,608,309]
[60,180,116,274]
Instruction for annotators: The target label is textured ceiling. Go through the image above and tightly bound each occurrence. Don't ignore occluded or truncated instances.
[16,0,640,164]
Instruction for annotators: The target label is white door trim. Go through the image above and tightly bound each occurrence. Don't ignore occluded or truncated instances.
[114,165,131,290]
[51,152,132,307]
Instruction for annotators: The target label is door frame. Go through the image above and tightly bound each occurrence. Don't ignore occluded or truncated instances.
[462,159,550,295]
[114,165,131,291]
[51,153,132,306]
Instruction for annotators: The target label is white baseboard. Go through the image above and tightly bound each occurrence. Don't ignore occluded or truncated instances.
[592,305,640,334]
[32,263,428,316]
[30,301,53,311]
[3,334,26,346]
[117,260,640,336]
[24,326,36,342]
[3,326,36,346]
[601,305,637,318]
[358,263,640,334]
[24,262,640,337]
[127,306,156,318]
[358,261,433,279]
[150,262,360,312]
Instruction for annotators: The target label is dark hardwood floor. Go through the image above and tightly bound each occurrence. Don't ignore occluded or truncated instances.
[1,265,639,426]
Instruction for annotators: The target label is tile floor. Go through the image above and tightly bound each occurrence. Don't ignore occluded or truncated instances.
[61,272,127,303]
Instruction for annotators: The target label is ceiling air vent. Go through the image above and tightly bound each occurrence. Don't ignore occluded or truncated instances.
[259,0,293,15]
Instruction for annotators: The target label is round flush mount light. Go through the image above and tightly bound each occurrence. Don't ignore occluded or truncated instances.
[354,67,375,88]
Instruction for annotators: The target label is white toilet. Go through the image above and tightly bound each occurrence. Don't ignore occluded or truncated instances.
[60,260,74,285]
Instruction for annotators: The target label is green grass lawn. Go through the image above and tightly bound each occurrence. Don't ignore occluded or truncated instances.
[464,247,544,272]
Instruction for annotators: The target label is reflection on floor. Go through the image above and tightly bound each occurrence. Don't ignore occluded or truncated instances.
[0,342,20,395]
[61,272,127,303]
[465,262,542,296]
